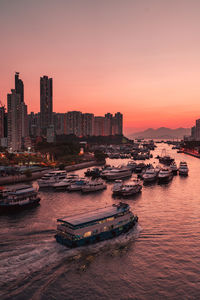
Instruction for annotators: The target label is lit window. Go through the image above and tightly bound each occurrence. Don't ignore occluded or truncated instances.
[83,231,92,238]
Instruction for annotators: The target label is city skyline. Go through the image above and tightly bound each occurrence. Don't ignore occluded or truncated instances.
[1,0,200,134]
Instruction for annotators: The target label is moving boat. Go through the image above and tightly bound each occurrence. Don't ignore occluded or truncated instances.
[0,185,40,213]
[179,162,189,176]
[82,180,107,193]
[104,167,132,180]
[158,167,173,183]
[55,202,138,247]
[143,168,157,183]
[38,170,67,188]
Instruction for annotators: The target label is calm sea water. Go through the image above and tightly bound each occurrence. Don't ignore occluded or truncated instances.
[1,143,200,300]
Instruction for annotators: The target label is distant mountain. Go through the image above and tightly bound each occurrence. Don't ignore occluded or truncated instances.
[130,127,191,139]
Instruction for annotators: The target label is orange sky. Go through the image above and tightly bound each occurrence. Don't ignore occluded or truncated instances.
[1,0,200,134]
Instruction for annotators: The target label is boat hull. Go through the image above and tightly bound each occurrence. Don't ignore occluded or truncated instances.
[0,198,40,213]
[55,218,138,248]
[158,175,173,183]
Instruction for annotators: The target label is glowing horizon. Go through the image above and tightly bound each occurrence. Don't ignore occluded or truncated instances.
[1,0,200,134]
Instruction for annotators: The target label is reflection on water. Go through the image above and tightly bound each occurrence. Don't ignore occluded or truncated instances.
[1,143,200,299]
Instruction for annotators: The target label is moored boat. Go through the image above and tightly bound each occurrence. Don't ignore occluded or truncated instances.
[158,167,173,183]
[52,174,79,190]
[81,180,107,193]
[143,168,157,183]
[104,167,132,180]
[68,178,88,191]
[38,170,67,188]
[170,162,178,175]
[112,180,123,196]
[55,202,138,247]
[179,162,189,176]
[120,179,142,196]
[0,185,40,213]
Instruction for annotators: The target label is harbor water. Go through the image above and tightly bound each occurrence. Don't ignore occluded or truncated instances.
[1,143,200,300]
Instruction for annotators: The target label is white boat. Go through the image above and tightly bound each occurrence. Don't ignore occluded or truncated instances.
[120,179,142,196]
[126,161,137,171]
[0,185,40,212]
[53,174,79,190]
[170,162,178,174]
[82,180,107,193]
[112,180,123,196]
[68,178,88,191]
[104,167,132,180]
[179,162,189,176]
[38,170,67,188]
[55,202,138,247]
[143,168,157,183]
[158,167,173,183]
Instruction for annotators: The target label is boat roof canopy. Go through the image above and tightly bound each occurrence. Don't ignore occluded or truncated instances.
[58,203,129,227]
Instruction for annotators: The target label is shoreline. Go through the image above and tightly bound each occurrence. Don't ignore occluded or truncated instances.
[0,160,105,185]
[182,150,200,159]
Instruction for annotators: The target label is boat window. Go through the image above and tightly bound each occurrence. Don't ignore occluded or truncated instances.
[83,231,92,238]
[103,226,109,231]
[92,229,98,234]
[107,217,114,222]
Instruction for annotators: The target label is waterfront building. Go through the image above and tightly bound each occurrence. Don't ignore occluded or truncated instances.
[112,112,123,135]
[7,89,22,151]
[40,75,53,135]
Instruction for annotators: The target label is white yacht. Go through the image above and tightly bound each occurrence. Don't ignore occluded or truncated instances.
[112,180,124,196]
[82,180,107,193]
[120,179,142,196]
[179,162,189,176]
[104,167,132,180]
[38,170,67,188]
[68,178,88,191]
[52,174,79,190]
[158,168,173,183]
[143,168,157,183]
[170,162,178,174]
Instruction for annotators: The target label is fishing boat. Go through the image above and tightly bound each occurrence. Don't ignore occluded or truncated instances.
[0,185,40,213]
[170,162,178,175]
[55,202,138,247]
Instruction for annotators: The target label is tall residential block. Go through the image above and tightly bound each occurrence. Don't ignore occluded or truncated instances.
[40,75,53,135]
[66,111,82,136]
[7,89,22,151]
[0,106,5,138]
[15,72,24,103]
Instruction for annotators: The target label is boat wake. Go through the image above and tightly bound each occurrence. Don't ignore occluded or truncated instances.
[0,224,142,298]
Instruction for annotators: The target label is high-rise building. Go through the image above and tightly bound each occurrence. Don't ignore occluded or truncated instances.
[7,89,22,151]
[195,119,200,141]
[82,113,94,136]
[94,116,105,136]
[112,112,123,135]
[104,113,113,136]
[40,75,53,135]
[15,72,24,103]
[66,111,82,136]
[0,106,5,139]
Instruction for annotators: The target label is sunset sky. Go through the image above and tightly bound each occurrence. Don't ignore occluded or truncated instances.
[1,0,200,134]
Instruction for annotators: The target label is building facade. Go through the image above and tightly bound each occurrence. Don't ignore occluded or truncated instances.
[40,75,53,135]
